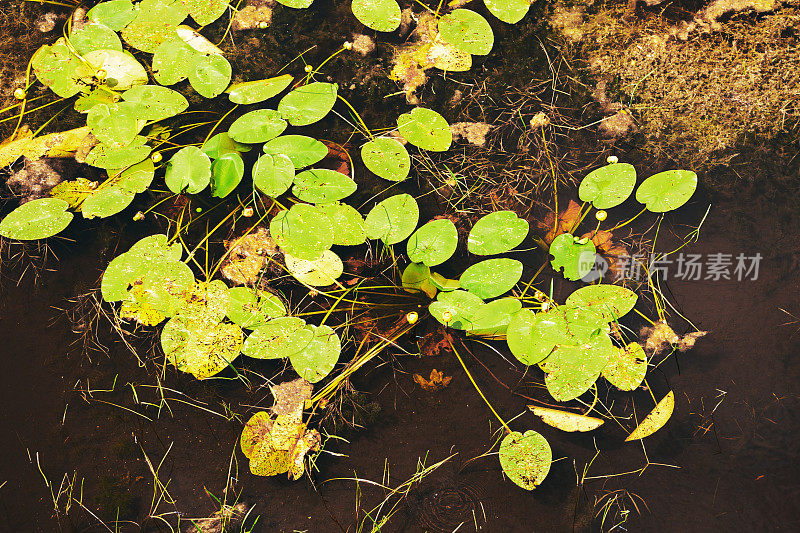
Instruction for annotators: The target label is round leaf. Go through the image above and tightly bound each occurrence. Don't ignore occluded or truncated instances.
[69,22,123,55]
[182,0,230,26]
[0,198,72,240]
[120,0,189,53]
[211,152,244,198]
[499,430,551,491]
[243,317,313,360]
[226,287,287,329]
[460,258,522,299]
[269,204,334,260]
[540,332,614,401]
[361,138,410,181]
[604,343,647,391]
[364,194,419,245]
[202,132,250,160]
[87,1,138,31]
[397,108,452,152]
[469,297,522,336]
[122,85,189,122]
[263,135,328,169]
[278,82,338,126]
[289,325,341,383]
[189,53,232,98]
[227,74,294,104]
[635,170,698,212]
[165,146,212,194]
[292,169,357,204]
[253,154,295,197]
[152,40,196,85]
[285,250,344,286]
[81,159,155,218]
[351,0,401,32]
[467,210,529,255]
[315,203,366,245]
[85,138,152,169]
[429,290,484,330]
[229,109,287,144]
[406,218,458,267]
[161,316,243,379]
[438,9,494,56]
[402,262,437,298]
[565,284,638,322]
[86,102,141,147]
[484,0,533,24]
[31,40,84,98]
[83,49,148,90]
[549,233,596,281]
[507,308,570,366]
[578,163,637,209]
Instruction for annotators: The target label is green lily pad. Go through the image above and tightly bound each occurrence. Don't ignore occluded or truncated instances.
[499,430,551,491]
[565,284,638,322]
[469,297,522,336]
[253,154,295,197]
[549,233,596,281]
[162,315,243,379]
[81,159,156,218]
[263,135,328,169]
[201,132,251,159]
[351,0,401,32]
[540,332,614,401]
[49,179,99,209]
[364,193,419,245]
[229,109,287,144]
[242,317,312,360]
[120,0,188,53]
[484,0,533,24]
[0,198,73,240]
[635,169,698,212]
[74,90,119,113]
[402,262,437,298]
[189,53,232,98]
[361,137,410,181]
[83,49,148,90]
[181,0,230,25]
[176,25,223,55]
[101,234,182,302]
[152,40,197,85]
[175,279,230,323]
[460,258,522,299]
[86,102,142,147]
[467,210,529,255]
[118,258,195,325]
[293,169,357,204]
[406,218,458,267]
[85,137,152,169]
[122,85,189,122]
[603,342,647,391]
[278,82,338,126]
[285,250,344,286]
[506,308,568,366]
[315,203,366,245]
[87,1,138,31]
[289,325,340,383]
[211,152,244,198]
[579,162,637,209]
[438,9,494,56]
[227,74,294,104]
[429,290,484,330]
[276,0,314,7]
[226,287,287,329]
[397,108,452,152]
[69,22,123,55]
[269,203,334,260]
[31,39,84,98]
[165,146,212,194]
[430,271,460,292]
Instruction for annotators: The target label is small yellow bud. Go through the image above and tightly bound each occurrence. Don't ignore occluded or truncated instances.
[95,68,107,81]
[343,41,352,50]
[606,155,619,164]
[406,311,419,324]
[304,64,313,73]
[242,206,254,217]
[258,21,269,29]
[133,211,145,221]
[441,311,453,323]
[595,210,607,221]
[13,88,26,100]
[150,152,162,163]
[196,207,203,213]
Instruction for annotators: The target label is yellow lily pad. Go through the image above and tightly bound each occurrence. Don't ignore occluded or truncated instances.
[626,390,675,442]
[528,406,604,432]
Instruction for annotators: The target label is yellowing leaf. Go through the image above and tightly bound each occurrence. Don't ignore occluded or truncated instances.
[528,406,604,432]
[626,390,675,442]
[0,127,96,167]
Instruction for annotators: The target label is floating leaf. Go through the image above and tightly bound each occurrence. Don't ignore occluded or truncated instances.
[529,406,604,433]
[85,137,151,169]
[351,0,401,32]
[0,198,72,240]
[484,0,533,24]
[211,152,244,198]
[635,170,698,212]
[469,297,521,336]
[181,0,230,25]
[289,325,340,383]
[402,262,437,298]
[292,168,357,204]
[165,146,212,194]
[565,284,638,322]
[364,193,419,245]
[507,308,569,366]
[429,290,484,330]
[31,39,84,98]
[549,233,596,281]
[270,203,334,260]
[468,210,529,255]
[226,287,287,329]
[87,0,138,31]
[175,280,230,323]
[460,258,522,299]
[285,250,343,287]
[438,9,494,55]
[175,25,223,54]
[229,109,287,144]
[69,22,123,55]
[122,85,189,122]
[81,158,156,218]
[243,317,313,359]
[118,259,195,325]
[397,108,451,152]
[253,153,295,197]
[202,132,251,159]
[161,315,243,378]
[152,40,196,85]
[578,163,636,209]
[86,102,141,147]
[540,332,614,401]
[604,343,647,391]
[121,0,189,53]
[406,218,458,267]
[83,49,148,90]
[626,391,675,441]
[74,90,118,113]
[499,430,551,491]
[361,138,410,181]
[275,0,314,7]
[315,203,366,245]
[263,135,328,169]
[190,53,232,98]
[430,272,460,292]
[413,368,452,391]
[227,74,294,104]
[278,82,338,127]
[101,234,183,302]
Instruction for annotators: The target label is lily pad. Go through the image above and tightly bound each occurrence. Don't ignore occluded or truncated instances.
[152,40,196,85]
[86,102,142,147]
[243,317,313,359]
[635,170,698,212]
[101,233,183,302]
[467,210,529,255]
[165,146,212,194]
[253,154,295,197]
[181,0,230,25]
[351,0,401,32]
[263,135,328,169]
[578,163,636,209]
[211,152,244,198]
[289,325,341,383]
[406,218,458,267]
[69,22,123,56]
[529,406,604,433]
[460,258,522,299]
[120,0,189,53]
[85,138,152,169]
[484,0,533,24]
[506,308,569,366]
[364,193,419,245]
[361,137,410,181]
[226,287,287,329]
[0,198,73,240]
[227,74,294,104]
[270,203,334,260]
[499,430,551,491]
[604,342,647,392]
[189,53,232,98]
[202,132,251,159]
[292,169,357,204]
[87,0,138,30]
[284,250,344,286]
[626,391,675,441]
[276,0,314,7]
[122,85,189,122]
[438,9,494,56]
[81,159,156,218]
[315,203,366,245]
[565,284,637,322]
[402,262,437,298]
[229,109,287,144]
[549,233,596,281]
[469,297,522,336]
[83,49,148,90]
[429,290,484,330]
[540,332,614,401]
[175,279,230,323]
[397,108,452,152]
[278,82,338,127]
[161,315,243,379]
[176,24,223,54]
[31,39,84,98]
[118,258,195,325]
